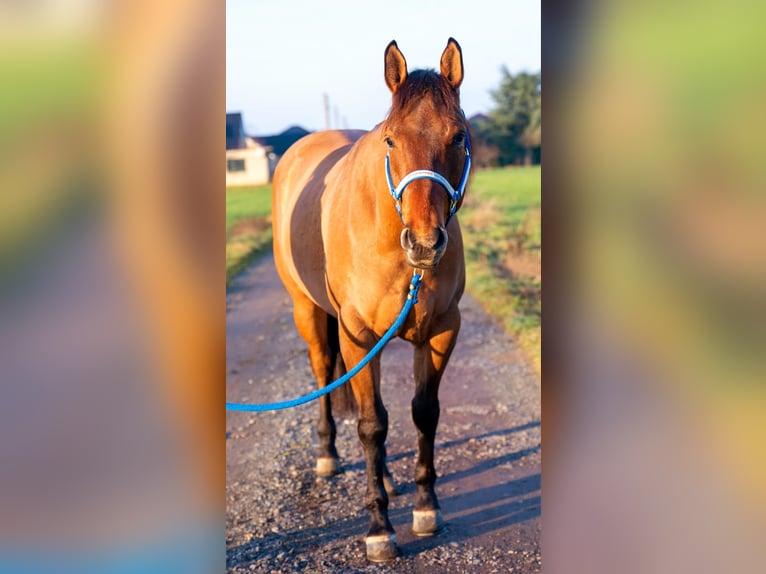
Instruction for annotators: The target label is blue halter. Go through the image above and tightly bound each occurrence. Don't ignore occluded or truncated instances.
[384,130,472,225]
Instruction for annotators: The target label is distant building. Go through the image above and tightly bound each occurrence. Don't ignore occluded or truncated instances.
[257,125,311,157]
[226,112,276,187]
[226,113,314,186]
[226,112,246,150]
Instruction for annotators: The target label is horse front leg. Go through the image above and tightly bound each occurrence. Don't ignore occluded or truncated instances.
[411,306,460,536]
[338,318,397,562]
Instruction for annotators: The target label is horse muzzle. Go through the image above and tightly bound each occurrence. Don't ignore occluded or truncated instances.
[400,226,448,269]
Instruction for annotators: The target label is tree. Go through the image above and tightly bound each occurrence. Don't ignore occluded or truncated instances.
[519,90,541,166]
[487,68,541,166]
[468,113,500,168]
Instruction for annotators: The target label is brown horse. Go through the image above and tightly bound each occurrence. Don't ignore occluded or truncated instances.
[272,38,469,562]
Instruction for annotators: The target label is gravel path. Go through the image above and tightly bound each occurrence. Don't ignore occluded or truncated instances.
[226,254,541,573]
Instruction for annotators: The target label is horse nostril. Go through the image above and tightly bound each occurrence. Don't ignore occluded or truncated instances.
[400,227,415,250]
[433,227,448,250]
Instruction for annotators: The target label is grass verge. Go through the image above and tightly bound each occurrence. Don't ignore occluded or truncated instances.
[460,167,541,371]
[226,184,273,285]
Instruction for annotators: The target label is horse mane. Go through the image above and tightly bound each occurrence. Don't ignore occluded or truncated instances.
[385,69,464,125]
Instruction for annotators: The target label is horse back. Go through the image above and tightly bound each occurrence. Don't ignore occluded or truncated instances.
[272,130,366,312]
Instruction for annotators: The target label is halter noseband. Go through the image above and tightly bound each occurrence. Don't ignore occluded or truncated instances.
[384,130,472,225]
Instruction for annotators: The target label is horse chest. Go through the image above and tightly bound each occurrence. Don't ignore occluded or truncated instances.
[360,286,442,344]
[400,302,437,344]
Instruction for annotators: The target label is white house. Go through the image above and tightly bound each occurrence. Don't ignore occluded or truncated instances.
[226,112,276,187]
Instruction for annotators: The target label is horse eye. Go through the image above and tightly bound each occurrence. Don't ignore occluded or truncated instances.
[452,132,465,145]
[384,137,395,149]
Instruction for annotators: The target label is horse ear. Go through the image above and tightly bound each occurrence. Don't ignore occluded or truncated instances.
[440,37,464,90]
[384,40,408,93]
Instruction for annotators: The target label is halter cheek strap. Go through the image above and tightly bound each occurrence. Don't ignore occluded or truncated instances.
[385,130,472,225]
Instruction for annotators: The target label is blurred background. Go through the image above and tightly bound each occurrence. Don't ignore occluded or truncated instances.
[0,1,223,572]
[1,0,765,572]
[545,0,766,572]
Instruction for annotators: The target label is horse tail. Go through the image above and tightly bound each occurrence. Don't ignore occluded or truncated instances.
[327,314,357,418]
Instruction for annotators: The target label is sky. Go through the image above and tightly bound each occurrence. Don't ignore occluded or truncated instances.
[226,0,540,136]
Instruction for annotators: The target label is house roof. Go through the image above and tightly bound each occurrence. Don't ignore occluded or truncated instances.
[257,125,311,156]
[226,112,246,150]
[227,113,312,156]
[468,113,490,125]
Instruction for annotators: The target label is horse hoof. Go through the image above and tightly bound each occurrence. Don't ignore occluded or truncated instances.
[412,509,444,536]
[315,457,341,477]
[365,533,398,562]
[383,474,401,497]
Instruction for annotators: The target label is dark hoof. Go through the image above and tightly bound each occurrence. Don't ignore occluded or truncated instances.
[315,457,341,477]
[412,509,444,537]
[365,533,399,562]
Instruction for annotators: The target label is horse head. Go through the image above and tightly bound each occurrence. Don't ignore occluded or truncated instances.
[382,38,470,269]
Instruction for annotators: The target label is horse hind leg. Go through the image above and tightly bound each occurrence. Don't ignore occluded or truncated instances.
[317,314,359,476]
[292,299,345,477]
[326,314,356,419]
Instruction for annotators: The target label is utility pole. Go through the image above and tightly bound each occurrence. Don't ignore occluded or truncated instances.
[323,93,330,130]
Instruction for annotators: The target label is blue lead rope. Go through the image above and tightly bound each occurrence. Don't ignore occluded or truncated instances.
[226,272,423,412]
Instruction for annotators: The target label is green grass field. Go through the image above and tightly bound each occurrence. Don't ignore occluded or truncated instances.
[225,167,541,370]
[460,167,541,370]
[226,184,273,284]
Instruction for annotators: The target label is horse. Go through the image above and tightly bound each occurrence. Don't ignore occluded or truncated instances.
[272,37,470,562]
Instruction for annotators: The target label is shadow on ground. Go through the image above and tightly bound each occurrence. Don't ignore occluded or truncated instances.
[227,425,540,567]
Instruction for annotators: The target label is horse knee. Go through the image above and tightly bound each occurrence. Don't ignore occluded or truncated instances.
[411,396,440,432]
[357,413,388,447]
[357,403,388,447]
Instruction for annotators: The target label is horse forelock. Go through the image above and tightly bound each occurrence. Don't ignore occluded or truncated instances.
[385,69,463,128]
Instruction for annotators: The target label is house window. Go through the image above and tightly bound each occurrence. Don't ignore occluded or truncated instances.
[227,159,246,172]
